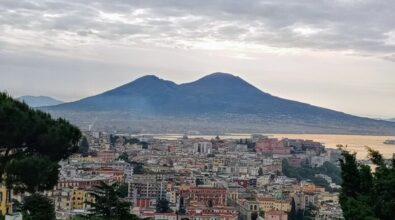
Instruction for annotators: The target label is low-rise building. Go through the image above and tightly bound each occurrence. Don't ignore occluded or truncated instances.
[0,185,12,215]
[265,211,288,220]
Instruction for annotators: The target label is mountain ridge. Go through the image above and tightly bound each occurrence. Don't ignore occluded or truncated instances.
[45,72,395,135]
[18,95,63,107]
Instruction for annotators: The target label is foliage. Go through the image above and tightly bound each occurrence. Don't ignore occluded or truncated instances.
[251,212,258,220]
[117,152,145,174]
[0,93,81,193]
[87,181,138,220]
[290,203,317,220]
[282,159,341,191]
[156,198,172,213]
[141,142,149,149]
[258,167,264,176]
[195,178,204,186]
[339,146,395,220]
[259,210,265,217]
[79,136,90,155]
[110,136,148,149]
[5,156,59,193]
[118,152,129,162]
[178,197,186,215]
[22,193,56,220]
[302,203,317,220]
[133,164,145,174]
[288,198,296,220]
[117,183,129,198]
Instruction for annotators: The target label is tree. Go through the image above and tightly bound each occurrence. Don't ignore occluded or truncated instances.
[141,142,149,149]
[156,198,172,213]
[118,152,129,162]
[258,167,264,176]
[5,156,59,193]
[133,163,145,174]
[259,210,265,217]
[117,153,145,175]
[303,203,317,220]
[339,146,395,220]
[288,198,296,220]
[178,197,186,215]
[207,153,215,158]
[195,178,204,186]
[282,159,341,192]
[251,212,258,220]
[87,181,138,220]
[0,93,81,193]
[21,193,56,220]
[117,183,129,198]
[79,136,89,155]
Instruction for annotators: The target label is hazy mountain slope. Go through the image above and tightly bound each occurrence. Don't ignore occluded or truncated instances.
[18,96,63,107]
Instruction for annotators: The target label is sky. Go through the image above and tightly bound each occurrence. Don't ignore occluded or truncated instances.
[0,0,394,118]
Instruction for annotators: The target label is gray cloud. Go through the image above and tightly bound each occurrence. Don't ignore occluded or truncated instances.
[1,0,395,118]
[0,0,394,59]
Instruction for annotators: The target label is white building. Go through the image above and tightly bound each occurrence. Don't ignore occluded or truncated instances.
[236,144,248,152]
[257,175,272,187]
[193,142,212,154]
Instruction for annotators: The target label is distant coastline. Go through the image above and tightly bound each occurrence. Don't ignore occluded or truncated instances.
[146,133,395,159]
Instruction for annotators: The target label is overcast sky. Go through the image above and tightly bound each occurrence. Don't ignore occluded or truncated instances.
[0,0,394,118]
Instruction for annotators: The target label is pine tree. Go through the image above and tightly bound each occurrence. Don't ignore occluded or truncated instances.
[339,146,395,219]
[21,194,56,220]
[0,93,81,193]
[87,181,138,220]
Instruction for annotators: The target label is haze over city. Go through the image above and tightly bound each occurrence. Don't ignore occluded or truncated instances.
[1,0,395,118]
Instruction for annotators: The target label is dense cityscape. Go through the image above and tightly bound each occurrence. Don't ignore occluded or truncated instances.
[3,126,347,220]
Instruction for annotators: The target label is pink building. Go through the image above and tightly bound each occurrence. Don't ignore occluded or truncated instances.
[56,176,115,189]
[265,211,288,220]
[97,150,117,163]
[135,198,152,208]
[287,156,305,167]
[181,187,227,207]
[255,138,290,154]
[233,179,249,188]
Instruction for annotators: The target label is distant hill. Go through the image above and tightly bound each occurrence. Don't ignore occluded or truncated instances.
[44,73,395,135]
[18,96,63,107]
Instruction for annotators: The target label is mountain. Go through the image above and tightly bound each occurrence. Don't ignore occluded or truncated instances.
[45,73,395,135]
[18,95,63,107]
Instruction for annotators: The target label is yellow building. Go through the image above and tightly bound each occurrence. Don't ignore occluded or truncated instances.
[71,188,95,210]
[213,158,225,166]
[258,197,291,213]
[0,185,12,215]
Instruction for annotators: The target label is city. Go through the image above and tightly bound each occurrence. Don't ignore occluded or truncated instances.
[1,0,395,219]
[3,123,348,219]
